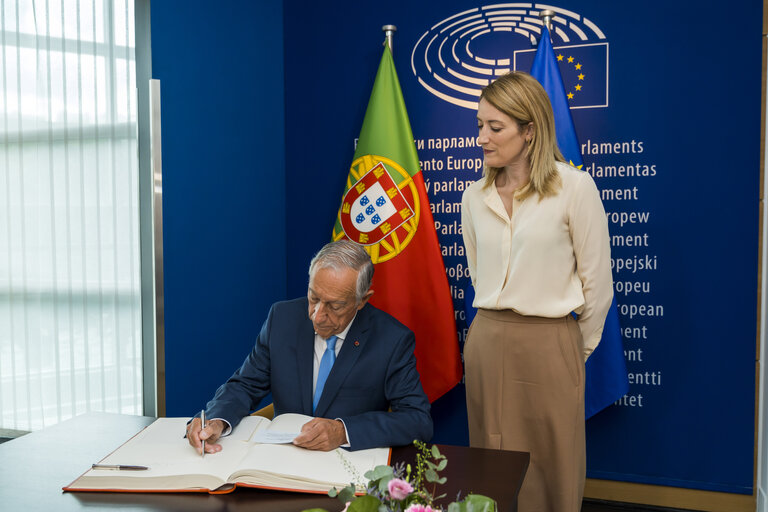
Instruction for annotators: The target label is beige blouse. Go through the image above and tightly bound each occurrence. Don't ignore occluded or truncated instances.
[461,162,613,359]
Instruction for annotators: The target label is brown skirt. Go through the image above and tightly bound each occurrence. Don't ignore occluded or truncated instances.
[464,308,585,512]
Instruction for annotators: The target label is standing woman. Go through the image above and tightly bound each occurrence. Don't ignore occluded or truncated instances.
[461,71,613,512]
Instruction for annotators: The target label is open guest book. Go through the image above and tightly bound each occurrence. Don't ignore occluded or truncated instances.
[64,414,390,494]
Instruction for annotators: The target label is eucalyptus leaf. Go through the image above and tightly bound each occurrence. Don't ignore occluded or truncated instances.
[337,486,357,504]
[431,445,442,459]
[436,458,448,471]
[347,495,381,512]
[364,465,394,482]
[377,473,394,494]
[462,494,497,512]
[425,468,438,482]
[450,501,474,512]
[328,488,338,498]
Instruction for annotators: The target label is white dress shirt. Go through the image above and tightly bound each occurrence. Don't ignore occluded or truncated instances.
[312,317,354,395]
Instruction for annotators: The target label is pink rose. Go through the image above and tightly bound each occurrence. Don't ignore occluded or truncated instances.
[404,505,436,512]
[387,478,414,500]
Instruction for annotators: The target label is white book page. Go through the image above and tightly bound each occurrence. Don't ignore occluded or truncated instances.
[227,415,272,442]
[266,413,315,432]
[89,416,269,484]
[232,443,389,488]
[248,413,314,443]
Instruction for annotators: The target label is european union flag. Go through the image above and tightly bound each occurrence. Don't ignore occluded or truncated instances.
[552,43,608,109]
[515,42,608,109]
[584,298,627,418]
[531,27,628,419]
[530,27,582,166]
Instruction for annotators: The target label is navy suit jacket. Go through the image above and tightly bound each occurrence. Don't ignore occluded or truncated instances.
[205,297,433,450]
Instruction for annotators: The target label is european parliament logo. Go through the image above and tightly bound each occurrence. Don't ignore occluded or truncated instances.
[410,4,609,110]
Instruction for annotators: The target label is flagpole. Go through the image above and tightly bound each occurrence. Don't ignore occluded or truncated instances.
[538,9,554,38]
[382,25,397,52]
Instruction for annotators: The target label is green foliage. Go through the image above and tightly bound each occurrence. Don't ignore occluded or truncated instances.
[364,464,395,495]
[303,442,496,512]
[414,439,448,496]
[347,495,382,512]
[336,485,356,503]
[446,494,497,512]
[413,439,447,493]
[365,465,395,481]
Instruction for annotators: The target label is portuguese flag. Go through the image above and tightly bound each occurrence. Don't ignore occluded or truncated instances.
[332,46,462,402]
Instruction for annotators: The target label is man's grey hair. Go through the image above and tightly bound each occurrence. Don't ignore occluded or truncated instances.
[308,240,374,303]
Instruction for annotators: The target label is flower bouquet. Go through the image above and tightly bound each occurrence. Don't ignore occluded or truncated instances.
[304,441,496,512]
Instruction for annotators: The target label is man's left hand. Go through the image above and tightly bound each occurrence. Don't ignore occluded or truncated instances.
[293,418,347,451]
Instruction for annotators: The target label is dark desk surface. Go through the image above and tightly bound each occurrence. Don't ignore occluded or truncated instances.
[0,413,528,511]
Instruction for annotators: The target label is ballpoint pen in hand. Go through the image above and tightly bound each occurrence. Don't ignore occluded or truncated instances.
[200,409,206,458]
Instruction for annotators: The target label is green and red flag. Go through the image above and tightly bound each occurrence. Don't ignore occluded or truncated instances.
[332,45,462,402]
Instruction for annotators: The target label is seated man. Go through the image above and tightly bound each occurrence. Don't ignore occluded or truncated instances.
[187,240,433,453]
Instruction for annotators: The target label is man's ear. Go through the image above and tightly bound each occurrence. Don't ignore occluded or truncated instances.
[357,289,374,310]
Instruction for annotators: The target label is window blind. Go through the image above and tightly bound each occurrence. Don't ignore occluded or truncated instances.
[0,0,142,431]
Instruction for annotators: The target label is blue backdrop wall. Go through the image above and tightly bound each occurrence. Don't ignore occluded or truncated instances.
[153,0,761,497]
[150,1,286,417]
[283,0,761,496]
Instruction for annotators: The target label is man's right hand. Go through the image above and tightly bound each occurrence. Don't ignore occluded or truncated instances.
[186,417,226,455]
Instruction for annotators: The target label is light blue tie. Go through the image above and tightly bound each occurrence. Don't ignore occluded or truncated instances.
[313,335,338,413]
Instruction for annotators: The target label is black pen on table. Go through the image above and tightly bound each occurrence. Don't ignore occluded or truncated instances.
[91,464,148,471]
[200,409,206,458]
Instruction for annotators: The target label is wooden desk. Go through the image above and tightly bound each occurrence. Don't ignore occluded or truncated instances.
[0,412,528,511]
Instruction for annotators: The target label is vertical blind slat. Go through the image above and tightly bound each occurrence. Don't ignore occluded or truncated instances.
[75,0,92,415]
[60,0,77,423]
[43,0,64,425]
[16,0,33,431]
[1,1,12,428]
[125,0,138,414]
[0,2,6,426]
[89,0,106,412]
[105,0,122,413]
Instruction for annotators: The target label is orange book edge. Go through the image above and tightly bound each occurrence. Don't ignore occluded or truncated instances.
[63,445,392,496]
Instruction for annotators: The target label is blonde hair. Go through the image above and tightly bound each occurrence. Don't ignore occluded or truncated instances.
[480,71,563,200]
